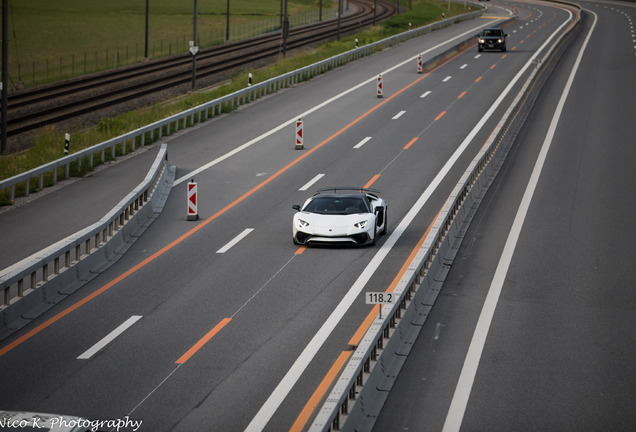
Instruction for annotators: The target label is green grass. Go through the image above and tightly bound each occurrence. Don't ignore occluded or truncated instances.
[5,0,330,87]
[0,0,476,205]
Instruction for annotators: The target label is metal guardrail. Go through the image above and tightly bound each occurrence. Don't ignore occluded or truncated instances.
[0,8,484,203]
[309,2,583,431]
[0,143,175,339]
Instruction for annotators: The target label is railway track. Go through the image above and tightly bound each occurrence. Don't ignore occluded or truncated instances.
[4,0,397,140]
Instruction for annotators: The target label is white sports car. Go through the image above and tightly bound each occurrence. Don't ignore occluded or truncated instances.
[292,187,388,246]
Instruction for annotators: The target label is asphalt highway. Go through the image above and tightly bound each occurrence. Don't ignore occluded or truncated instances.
[374,1,636,431]
[0,2,605,431]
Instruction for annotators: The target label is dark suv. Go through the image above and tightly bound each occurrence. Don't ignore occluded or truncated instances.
[478,28,508,52]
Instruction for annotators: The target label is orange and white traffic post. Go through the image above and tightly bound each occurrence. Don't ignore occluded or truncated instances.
[295,119,304,150]
[187,179,199,221]
[376,74,383,98]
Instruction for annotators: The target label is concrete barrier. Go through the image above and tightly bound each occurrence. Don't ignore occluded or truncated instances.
[0,144,175,340]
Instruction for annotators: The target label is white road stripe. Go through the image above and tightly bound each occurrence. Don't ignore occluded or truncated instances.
[460,64,468,69]
[442,9,592,432]
[216,228,254,254]
[420,90,432,99]
[392,110,406,120]
[443,76,452,82]
[299,174,325,191]
[353,137,372,149]
[77,315,142,360]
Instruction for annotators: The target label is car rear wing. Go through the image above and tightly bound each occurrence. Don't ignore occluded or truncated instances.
[315,186,380,195]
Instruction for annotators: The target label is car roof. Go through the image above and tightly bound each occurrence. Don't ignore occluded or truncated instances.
[312,187,380,198]
[311,193,367,201]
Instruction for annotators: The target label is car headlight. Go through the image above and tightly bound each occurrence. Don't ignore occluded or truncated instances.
[297,219,309,229]
[479,38,484,43]
[498,38,503,43]
[354,220,368,229]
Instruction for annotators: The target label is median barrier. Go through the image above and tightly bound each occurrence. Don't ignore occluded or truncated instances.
[0,144,175,340]
[310,2,583,431]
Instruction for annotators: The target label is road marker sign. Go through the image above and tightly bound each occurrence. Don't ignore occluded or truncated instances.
[295,119,304,150]
[187,180,199,221]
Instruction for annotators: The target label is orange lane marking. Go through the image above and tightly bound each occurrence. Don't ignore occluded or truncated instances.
[0,41,473,359]
[490,64,497,70]
[289,350,353,432]
[458,91,467,99]
[404,137,418,149]
[348,207,441,347]
[475,76,483,83]
[435,111,447,121]
[501,54,507,59]
[295,245,308,255]
[291,206,442,431]
[364,174,381,189]
[175,318,232,364]
[348,305,381,347]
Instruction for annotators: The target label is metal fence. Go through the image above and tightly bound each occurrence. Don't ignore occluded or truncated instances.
[10,7,340,89]
[0,144,174,339]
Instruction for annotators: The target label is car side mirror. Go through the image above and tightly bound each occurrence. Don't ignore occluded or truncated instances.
[374,206,382,213]
[292,204,301,211]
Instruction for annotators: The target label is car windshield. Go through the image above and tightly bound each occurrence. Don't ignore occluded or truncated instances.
[303,196,368,214]
[482,29,502,37]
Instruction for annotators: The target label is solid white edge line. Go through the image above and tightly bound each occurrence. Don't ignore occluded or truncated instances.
[77,315,143,360]
[174,20,502,187]
[216,228,254,254]
[441,10,596,432]
[299,174,325,191]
